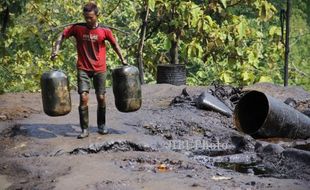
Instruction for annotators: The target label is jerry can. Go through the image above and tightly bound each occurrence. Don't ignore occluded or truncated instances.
[41,70,71,116]
[112,66,142,112]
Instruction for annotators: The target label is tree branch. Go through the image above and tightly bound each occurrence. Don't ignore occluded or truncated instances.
[226,0,244,8]
[103,0,122,17]
[290,62,310,77]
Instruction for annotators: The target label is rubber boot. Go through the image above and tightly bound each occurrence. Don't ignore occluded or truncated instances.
[78,106,89,139]
[97,106,108,135]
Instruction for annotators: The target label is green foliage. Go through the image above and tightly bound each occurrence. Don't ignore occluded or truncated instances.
[0,0,309,94]
[147,0,284,87]
[287,0,310,89]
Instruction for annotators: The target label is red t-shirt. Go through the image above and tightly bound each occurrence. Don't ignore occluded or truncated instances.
[62,23,116,72]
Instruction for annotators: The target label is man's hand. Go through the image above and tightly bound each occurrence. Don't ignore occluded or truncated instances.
[50,52,58,61]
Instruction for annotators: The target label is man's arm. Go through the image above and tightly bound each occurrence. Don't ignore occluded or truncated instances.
[50,33,65,61]
[111,42,127,65]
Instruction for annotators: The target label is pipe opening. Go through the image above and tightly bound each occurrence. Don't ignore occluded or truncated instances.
[234,91,269,134]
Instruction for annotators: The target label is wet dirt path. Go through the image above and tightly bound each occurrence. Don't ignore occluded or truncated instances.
[0,84,309,190]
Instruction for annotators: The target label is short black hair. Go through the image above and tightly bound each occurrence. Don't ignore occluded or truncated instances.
[83,2,99,15]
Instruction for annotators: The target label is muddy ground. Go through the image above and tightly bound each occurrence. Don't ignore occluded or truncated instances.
[0,83,309,190]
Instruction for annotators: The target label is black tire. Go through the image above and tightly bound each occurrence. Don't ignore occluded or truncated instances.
[156,64,186,86]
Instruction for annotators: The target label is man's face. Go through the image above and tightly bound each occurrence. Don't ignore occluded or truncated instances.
[83,11,98,27]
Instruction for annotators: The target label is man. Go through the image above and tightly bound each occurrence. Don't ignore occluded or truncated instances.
[51,2,127,139]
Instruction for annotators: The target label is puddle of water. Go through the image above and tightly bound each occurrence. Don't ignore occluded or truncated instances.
[214,162,273,175]
[0,175,12,190]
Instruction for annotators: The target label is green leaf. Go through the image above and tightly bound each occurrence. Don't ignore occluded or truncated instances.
[220,0,227,8]
[259,76,273,83]
[190,7,201,27]
[236,47,243,56]
[242,72,250,81]
[269,26,281,36]
[187,45,193,57]
[259,1,275,21]
[164,38,171,50]
[221,73,232,83]
[205,16,214,26]
[195,43,203,58]
[148,0,156,11]
[237,21,246,39]
[197,71,206,78]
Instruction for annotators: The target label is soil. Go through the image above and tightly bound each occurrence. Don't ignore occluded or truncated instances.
[0,83,309,190]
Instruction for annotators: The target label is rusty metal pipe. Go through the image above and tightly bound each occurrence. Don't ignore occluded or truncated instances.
[234,91,310,139]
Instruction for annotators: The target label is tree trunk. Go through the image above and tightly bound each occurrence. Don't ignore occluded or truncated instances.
[1,6,9,35]
[1,5,9,57]
[137,3,150,84]
[169,34,180,64]
[284,0,291,87]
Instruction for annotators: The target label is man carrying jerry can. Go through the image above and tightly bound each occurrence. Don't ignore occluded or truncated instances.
[51,2,127,139]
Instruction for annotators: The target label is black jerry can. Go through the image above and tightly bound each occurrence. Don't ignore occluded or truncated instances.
[41,70,71,116]
[112,66,142,112]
